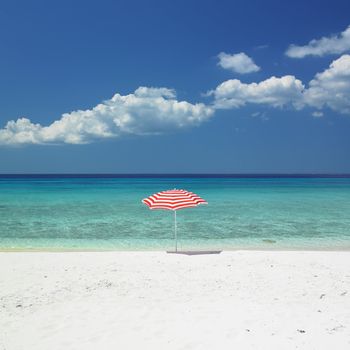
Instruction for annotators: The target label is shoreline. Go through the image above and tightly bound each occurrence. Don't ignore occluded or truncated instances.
[1,246,350,252]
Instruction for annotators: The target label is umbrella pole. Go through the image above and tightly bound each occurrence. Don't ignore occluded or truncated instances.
[174,210,177,252]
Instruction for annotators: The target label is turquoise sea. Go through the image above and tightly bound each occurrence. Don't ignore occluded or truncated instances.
[0,175,350,251]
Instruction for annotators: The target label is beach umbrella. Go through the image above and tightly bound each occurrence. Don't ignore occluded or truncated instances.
[142,189,207,252]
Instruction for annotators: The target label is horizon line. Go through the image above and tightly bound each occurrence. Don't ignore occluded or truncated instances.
[1,173,350,178]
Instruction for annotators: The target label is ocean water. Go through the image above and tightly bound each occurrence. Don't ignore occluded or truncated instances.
[0,175,350,251]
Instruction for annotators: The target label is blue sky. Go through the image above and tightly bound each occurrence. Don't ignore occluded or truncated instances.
[0,0,350,173]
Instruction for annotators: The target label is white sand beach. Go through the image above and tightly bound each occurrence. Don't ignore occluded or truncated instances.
[1,251,350,350]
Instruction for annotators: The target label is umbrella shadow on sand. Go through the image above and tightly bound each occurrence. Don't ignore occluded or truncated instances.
[166,250,222,255]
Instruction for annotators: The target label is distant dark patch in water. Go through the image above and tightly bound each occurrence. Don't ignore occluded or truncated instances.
[262,239,276,244]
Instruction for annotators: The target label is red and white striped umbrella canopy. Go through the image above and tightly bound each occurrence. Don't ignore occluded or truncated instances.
[142,189,207,211]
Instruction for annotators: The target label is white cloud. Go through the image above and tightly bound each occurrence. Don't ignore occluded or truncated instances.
[209,75,305,109]
[312,111,324,117]
[1,54,349,147]
[255,44,269,50]
[304,54,350,114]
[210,54,350,115]
[0,87,213,145]
[217,52,260,74]
[286,25,350,58]
[251,111,268,120]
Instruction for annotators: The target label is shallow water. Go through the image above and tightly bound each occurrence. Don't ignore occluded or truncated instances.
[0,175,350,250]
